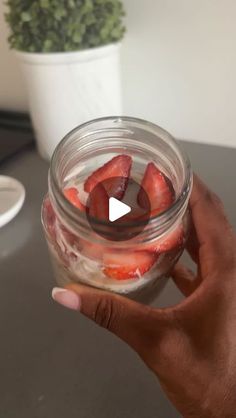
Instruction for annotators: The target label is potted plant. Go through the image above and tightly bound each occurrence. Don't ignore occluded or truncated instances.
[5,0,125,159]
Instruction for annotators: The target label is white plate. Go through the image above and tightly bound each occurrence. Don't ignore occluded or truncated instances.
[0,176,25,228]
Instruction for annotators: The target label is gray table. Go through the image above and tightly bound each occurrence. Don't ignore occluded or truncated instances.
[0,142,235,418]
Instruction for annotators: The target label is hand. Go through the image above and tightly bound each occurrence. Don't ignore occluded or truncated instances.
[52,175,236,418]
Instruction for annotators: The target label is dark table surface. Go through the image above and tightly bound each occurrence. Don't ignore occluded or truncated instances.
[0,142,236,418]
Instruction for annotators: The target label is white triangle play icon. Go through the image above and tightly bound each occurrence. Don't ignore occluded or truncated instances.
[109,197,131,222]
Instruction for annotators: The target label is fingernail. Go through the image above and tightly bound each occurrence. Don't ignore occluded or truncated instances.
[52,287,81,311]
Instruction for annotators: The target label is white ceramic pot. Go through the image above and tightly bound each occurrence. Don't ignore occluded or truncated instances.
[15,43,122,160]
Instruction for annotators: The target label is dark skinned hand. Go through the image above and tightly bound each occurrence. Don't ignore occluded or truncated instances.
[52,175,236,418]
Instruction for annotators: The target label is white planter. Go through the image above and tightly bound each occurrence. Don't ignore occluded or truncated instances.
[15,43,122,160]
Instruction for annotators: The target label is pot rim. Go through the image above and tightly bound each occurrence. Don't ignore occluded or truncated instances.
[14,42,121,65]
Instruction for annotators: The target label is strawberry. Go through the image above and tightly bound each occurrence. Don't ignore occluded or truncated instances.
[84,155,132,199]
[88,183,109,221]
[64,187,85,211]
[80,237,104,262]
[103,251,158,280]
[138,163,174,216]
[140,224,184,254]
[116,207,147,223]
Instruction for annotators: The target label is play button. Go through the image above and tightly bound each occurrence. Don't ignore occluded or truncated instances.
[109,198,131,222]
[86,176,151,241]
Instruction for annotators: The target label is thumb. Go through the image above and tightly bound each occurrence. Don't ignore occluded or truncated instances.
[52,283,166,353]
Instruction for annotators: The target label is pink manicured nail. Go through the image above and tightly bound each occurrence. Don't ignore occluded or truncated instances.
[52,288,81,311]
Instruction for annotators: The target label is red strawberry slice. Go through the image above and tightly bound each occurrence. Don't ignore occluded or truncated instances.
[80,237,104,262]
[140,224,184,254]
[103,251,158,280]
[64,188,85,211]
[114,207,146,225]
[88,184,109,221]
[138,163,174,216]
[84,155,132,199]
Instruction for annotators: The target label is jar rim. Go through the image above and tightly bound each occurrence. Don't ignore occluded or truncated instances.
[49,116,192,244]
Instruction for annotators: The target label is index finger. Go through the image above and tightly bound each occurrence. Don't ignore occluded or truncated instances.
[189,174,235,272]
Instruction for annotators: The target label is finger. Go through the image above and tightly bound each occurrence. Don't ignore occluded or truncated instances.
[190,174,231,246]
[190,174,234,271]
[52,284,168,354]
[171,264,201,297]
[185,218,199,263]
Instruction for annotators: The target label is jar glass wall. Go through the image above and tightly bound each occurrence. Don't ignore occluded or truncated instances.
[42,117,192,303]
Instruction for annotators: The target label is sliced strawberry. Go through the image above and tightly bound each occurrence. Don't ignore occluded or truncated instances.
[64,187,85,211]
[84,155,132,199]
[103,251,158,281]
[88,184,109,221]
[80,237,104,262]
[138,163,174,215]
[156,224,184,252]
[116,207,147,224]
[140,224,184,254]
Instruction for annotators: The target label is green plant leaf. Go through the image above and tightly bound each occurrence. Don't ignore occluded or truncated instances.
[21,12,31,22]
[40,0,50,9]
[5,0,126,52]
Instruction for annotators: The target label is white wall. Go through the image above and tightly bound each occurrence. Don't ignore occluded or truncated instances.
[1,0,236,147]
[121,0,236,147]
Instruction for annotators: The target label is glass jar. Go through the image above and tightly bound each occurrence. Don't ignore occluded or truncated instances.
[42,117,192,303]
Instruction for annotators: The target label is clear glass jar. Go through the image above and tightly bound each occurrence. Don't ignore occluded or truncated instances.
[42,117,192,303]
